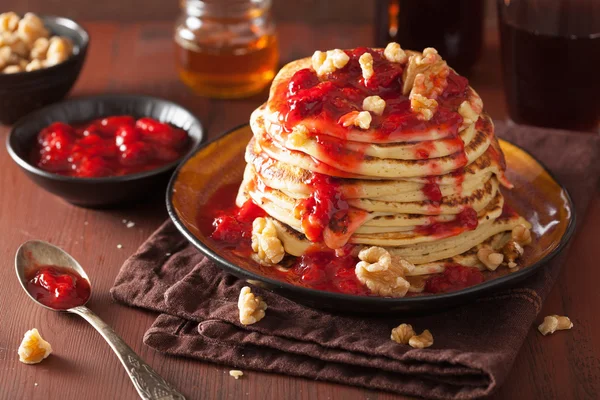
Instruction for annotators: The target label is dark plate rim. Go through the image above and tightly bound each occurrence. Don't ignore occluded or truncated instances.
[166,123,577,305]
[6,94,205,183]
[0,15,90,80]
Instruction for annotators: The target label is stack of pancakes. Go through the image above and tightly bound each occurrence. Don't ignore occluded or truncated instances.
[236,46,530,278]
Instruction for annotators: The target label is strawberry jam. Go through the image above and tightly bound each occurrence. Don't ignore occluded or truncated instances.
[293,173,349,243]
[424,264,484,294]
[26,265,91,310]
[32,116,190,178]
[416,207,479,239]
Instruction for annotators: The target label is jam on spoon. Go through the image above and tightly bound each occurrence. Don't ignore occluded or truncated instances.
[26,265,91,310]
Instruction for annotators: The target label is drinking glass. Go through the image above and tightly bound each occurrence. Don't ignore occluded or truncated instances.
[498,0,600,132]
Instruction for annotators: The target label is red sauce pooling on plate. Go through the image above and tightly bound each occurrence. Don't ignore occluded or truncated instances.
[424,264,484,294]
[32,116,190,178]
[26,265,91,309]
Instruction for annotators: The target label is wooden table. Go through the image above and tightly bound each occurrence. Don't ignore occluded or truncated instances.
[0,22,598,400]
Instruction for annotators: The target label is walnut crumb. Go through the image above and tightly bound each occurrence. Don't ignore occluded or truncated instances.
[477,247,504,271]
[359,52,374,81]
[383,42,407,63]
[391,323,415,345]
[251,217,284,265]
[238,286,267,325]
[355,246,412,298]
[18,328,52,364]
[339,110,372,130]
[410,93,438,121]
[362,95,386,116]
[229,370,244,379]
[409,329,434,349]
[538,315,573,336]
[458,100,479,125]
[311,49,349,76]
[512,224,532,246]
[502,240,524,265]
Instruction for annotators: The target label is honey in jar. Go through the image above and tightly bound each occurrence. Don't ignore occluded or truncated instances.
[175,0,279,99]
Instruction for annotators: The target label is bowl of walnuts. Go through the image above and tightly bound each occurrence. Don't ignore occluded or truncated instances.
[0,12,89,124]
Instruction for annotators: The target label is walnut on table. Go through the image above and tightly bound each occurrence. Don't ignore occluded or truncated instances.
[391,323,415,345]
[409,329,434,349]
[238,286,267,326]
[229,370,244,379]
[538,315,573,336]
[18,328,52,364]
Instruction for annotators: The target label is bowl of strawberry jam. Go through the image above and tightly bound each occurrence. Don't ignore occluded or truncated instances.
[7,94,203,207]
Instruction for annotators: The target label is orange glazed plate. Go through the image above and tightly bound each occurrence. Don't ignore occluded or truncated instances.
[166,124,575,313]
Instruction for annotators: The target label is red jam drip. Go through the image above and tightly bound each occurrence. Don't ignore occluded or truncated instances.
[32,116,190,178]
[294,173,349,243]
[422,177,443,203]
[424,264,484,294]
[26,265,91,310]
[416,207,478,239]
[274,48,469,142]
[285,246,368,295]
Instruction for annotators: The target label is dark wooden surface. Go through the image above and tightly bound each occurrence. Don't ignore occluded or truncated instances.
[0,21,598,400]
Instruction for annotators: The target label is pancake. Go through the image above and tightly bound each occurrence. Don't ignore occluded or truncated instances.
[218,44,534,298]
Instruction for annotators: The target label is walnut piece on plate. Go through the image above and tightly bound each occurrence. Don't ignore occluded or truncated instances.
[251,217,284,265]
[238,286,267,326]
[18,328,52,364]
[362,95,386,116]
[355,246,412,298]
[477,246,504,271]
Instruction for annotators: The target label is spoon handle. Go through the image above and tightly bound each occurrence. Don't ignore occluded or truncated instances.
[69,306,186,400]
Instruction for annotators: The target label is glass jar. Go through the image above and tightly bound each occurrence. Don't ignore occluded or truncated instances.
[174,0,279,99]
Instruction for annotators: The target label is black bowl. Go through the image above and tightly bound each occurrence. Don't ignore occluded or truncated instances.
[7,94,204,208]
[0,15,89,125]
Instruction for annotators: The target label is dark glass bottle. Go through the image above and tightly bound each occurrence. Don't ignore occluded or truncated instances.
[375,0,484,75]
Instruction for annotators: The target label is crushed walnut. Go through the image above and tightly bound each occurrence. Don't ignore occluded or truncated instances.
[359,52,374,81]
[229,370,244,379]
[355,246,412,298]
[251,217,285,265]
[362,95,386,116]
[391,323,415,345]
[402,47,447,95]
[383,42,407,64]
[238,286,267,325]
[502,240,524,268]
[409,93,438,121]
[409,329,434,349]
[18,328,52,364]
[0,12,73,74]
[311,49,349,76]
[338,110,372,130]
[538,315,573,336]
[477,246,504,271]
[512,224,532,246]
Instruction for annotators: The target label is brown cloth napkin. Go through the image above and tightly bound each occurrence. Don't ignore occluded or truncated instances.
[111,123,600,400]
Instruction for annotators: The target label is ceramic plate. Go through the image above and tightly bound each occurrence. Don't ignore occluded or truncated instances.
[166,124,576,313]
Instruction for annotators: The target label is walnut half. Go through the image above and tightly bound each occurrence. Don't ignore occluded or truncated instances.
[538,315,573,336]
[477,246,504,271]
[251,217,285,265]
[391,323,415,345]
[355,246,412,298]
[408,329,434,349]
[238,286,267,325]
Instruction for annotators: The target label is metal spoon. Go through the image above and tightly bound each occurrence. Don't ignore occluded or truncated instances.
[15,240,185,400]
